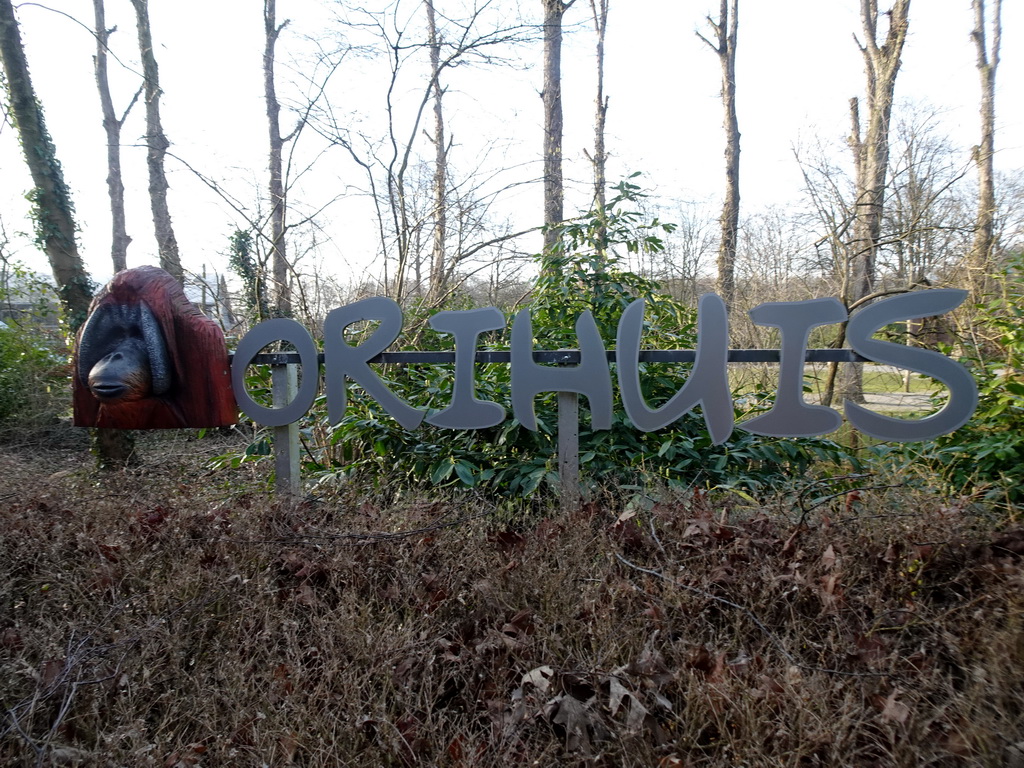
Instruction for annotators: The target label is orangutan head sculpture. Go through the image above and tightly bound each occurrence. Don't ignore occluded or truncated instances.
[73,265,237,429]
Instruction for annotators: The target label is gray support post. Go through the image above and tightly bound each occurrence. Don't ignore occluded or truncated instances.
[557,390,580,512]
[272,363,301,496]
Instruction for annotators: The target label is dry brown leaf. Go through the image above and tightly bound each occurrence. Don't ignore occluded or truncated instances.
[879,688,911,725]
[785,665,803,686]
[607,677,630,717]
[0,627,23,651]
[630,646,674,688]
[293,583,316,606]
[682,521,708,538]
[687,645,715,675]
[522,665,554,694]
[550,694,592,753]
[852,633,889,666]
[625,695,650,733]
[278,731,298,763]
[820,573,840,595]
[39,658,63,688]
[821,544,837,570]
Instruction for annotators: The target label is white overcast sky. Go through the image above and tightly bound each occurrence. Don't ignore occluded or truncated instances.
[1,0,1021,288]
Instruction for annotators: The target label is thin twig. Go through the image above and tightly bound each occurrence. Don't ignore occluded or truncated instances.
[648,515,666,555]
[190,506,497,547]
[1,591,227,749]
[796,474,907,528]
[798,484,906,527]
[615,553,890,678]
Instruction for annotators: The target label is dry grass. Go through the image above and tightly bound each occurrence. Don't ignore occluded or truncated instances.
[1,433,1023,767]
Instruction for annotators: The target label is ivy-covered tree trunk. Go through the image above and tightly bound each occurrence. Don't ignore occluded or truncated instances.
[0,0,137,467]
[0,0,93,327]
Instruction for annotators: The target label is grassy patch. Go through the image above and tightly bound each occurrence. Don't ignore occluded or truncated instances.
[1,436,1022,766]
[860,368,938,395]
[730,365,939,400]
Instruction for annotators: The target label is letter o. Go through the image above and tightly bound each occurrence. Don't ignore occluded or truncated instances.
[232,318,319,426]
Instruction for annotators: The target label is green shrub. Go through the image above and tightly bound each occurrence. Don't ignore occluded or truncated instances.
[0,321,68,426]
[894,254,1024,504]
[296,180,854,499]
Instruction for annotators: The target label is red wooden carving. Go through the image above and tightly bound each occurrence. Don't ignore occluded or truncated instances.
[73,266,237,429]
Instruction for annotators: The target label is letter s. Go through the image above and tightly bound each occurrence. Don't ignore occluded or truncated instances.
[845,290,977,441]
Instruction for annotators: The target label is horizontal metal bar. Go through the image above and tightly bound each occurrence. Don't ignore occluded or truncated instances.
[236,349,869,365]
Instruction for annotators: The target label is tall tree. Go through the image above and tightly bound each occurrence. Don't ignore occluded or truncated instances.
[541,0,574,255]
[0,0,93,327]
[697,0,740,309]
[0,0,137,466]
[425,0,448,302]
[843,0,910,403]
[130,0,182,283]
[93,0,138,274]
[883,106,971,287]
[969,0,1001,298]
[587,0,609,216]
[848,0,910,304]
[264,0,291,316]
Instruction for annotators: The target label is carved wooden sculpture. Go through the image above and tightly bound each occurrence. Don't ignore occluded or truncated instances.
[74,265,236,429]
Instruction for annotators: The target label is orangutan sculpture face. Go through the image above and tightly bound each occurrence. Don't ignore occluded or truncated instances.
[76,300,172,404]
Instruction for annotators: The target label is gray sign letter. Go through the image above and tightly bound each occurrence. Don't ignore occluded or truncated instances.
[426,307,506,429]
[511,309,613,431]
[740,298,847,437]
[232,318,319,426]
[617,295,734,443]
[323,297,424,430]
[845,289,977,440]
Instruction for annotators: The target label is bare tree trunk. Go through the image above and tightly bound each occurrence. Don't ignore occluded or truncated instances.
[850,0,910,301]
[842,0,910,403]
[93,0,135,273]
[970,0,1001,299]
[264,0,290,316]
[541,0,573,256]
[130,0,182,284]
[217,273,237,331]
[0,0,93,327]
[588,0,609,217]
[94,0,141,463]
[426,0,448,302]
[847,95,863,297]
[698,0,740,310]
